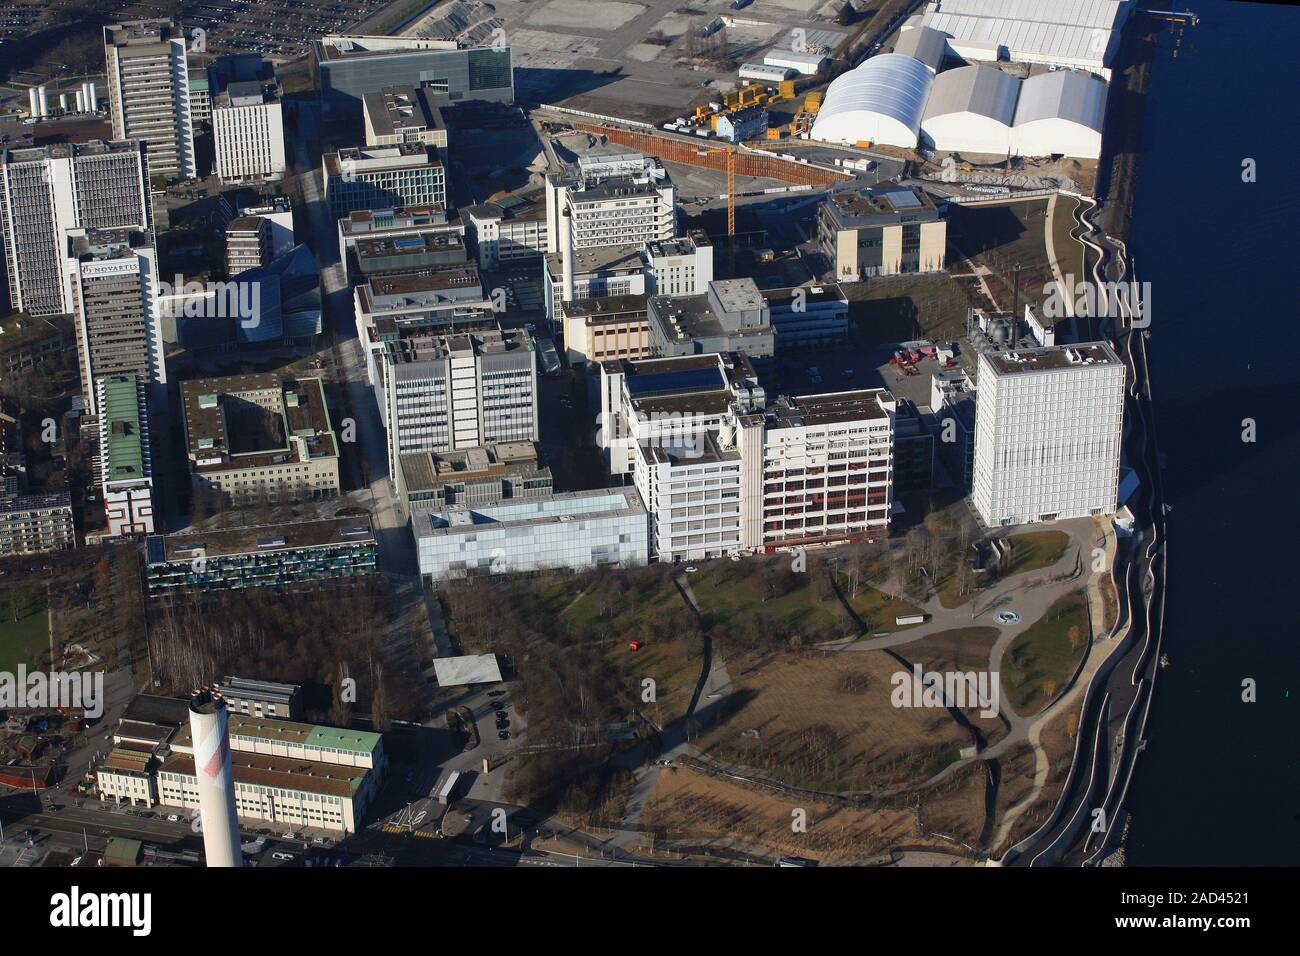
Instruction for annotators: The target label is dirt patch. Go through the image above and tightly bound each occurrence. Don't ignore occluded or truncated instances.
[642,765,934,863]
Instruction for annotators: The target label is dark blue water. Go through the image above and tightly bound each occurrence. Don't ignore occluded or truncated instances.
[1123,0,1300,865]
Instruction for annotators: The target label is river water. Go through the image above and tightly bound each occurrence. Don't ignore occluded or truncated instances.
[1122,0,1300,865]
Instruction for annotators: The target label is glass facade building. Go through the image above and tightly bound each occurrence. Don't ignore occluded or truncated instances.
[413,488,649,582]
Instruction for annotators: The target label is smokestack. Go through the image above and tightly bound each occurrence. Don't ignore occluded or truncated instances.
[560,207,574,304]
[187,686,243,868]
[37,85,49,117]
[87,82,97,112]
[28,88,39,118]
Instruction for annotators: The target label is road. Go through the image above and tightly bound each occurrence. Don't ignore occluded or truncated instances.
[1001,206,1168,866]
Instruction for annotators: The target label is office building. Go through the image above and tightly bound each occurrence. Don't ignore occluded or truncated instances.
[463,197,547,270]
[96,374,154,537]
[363,85,447,151]
[215,677,302,721]
[647,278,775,365]
[362,326,538,495]
[399,440,551,512]
[323,144,445,218]
[0,141,151,316]
[103,20,196,179]
[972,342,1125,527]
[352,231,468,279]
[188,71,211,125]
[764,283,849,348]
[542,243,646,330]
[63,228,166,414]
[818,183,947,281]
[213,80,286,184]
[337,205,465,280]
[644,234,714,299]
[0,313,70,380]
[545,157,676,254]
[313,35,514,122]
[735,390,896,551]
[180,374,341,506]
[226,216,273,275]
[239,197,295,259]
[0,486,75,556]
[931,367,976,489]
[413,487,649,582]
[353,267,494,341]
[561,293,652,366]
[144,516,377,598]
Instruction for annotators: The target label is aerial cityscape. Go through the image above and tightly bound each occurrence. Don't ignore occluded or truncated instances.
[0,0,1290,928]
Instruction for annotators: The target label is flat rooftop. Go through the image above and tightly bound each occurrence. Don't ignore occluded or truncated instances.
[546,243,644,277]
[179,374,337,471]
[148,516,375,564]
[363,85,444,138]
[984,341,1121,375]
[417,488,644,539]
[768,389,893,428]
[561,293,649,320]
[432,654,502,687]
[825,184,940,228]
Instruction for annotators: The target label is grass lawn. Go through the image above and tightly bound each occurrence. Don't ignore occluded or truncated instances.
[843,584,926,632]
[1002,592,1090,716]
[0,585,50,673]
[1004,530,1071,576]
[689,563,846,637]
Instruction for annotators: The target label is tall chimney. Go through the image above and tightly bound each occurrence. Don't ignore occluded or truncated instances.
[560,207,575,304]
[187,686,243,867]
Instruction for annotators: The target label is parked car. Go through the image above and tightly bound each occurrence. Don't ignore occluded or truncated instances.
[498,730,510,740]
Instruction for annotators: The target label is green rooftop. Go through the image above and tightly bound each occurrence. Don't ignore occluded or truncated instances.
[100,375,148,482]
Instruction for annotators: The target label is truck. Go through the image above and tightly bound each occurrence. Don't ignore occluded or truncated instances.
[436,770,461,806]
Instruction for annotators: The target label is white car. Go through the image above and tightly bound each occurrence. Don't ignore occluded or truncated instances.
[166,814,181,822]
[684,566,698,573]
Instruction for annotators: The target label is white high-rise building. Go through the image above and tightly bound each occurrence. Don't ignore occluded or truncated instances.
[104,20,196,180]
[360,324,538,498]
[213,81,286,184]
[0,141,152,316]
[972,342,1125,527]
[545,158,676,254]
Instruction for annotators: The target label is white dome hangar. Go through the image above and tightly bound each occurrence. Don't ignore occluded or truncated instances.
[921,64,1020,156]
[1011,70,1107,160]
[810,53,935,149]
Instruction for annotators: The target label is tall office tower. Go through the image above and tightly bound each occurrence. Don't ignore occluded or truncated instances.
[0,141,152,316]
[213,80,286,184]
[972,342,1126,527]
[63,229,166,415]
[104,20,196,180]
[187,687,242,868]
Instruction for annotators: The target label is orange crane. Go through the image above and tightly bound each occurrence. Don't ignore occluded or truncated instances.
[726,145,736,276]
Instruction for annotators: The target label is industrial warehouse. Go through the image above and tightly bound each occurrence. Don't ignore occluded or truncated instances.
[810,4,1120,159]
